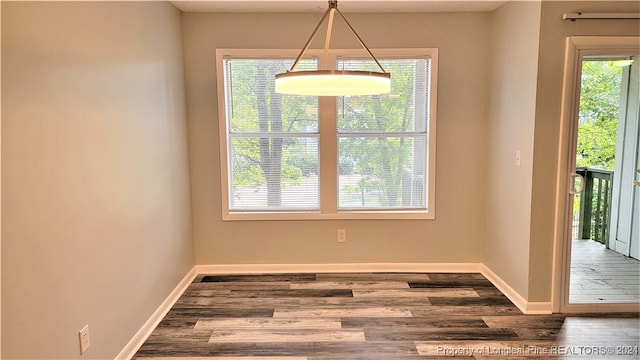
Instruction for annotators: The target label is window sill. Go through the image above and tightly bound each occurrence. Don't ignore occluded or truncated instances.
[222,210,435,221]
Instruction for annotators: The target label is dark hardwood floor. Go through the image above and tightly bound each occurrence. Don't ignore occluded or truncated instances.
[133,273,639,359]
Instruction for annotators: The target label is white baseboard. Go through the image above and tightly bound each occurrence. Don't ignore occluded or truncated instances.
[480,264,552,314]
[524,301,554,314]
[195,262,482,274]
[115,267,197,360]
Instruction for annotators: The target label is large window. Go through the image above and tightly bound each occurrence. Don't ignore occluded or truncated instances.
[216,49,438,220]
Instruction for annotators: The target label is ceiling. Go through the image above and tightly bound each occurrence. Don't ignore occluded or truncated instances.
[170,0,508,13]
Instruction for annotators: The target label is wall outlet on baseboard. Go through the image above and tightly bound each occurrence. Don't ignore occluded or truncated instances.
[79,324,90,354]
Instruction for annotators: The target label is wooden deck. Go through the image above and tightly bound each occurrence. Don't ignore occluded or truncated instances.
[134,273,639,359]
[570,239,640,303]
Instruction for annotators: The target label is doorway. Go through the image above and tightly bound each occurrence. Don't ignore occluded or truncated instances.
[557,37,639,313]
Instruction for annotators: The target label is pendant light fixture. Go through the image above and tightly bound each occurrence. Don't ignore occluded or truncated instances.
[275,0,391,96]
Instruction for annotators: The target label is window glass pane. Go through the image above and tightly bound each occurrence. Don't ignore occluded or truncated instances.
[337,59,429,133]
[337,58,430,210]
[229,137,319,210]
[338,136,426,209]
[227,59,318,133]
[224,58,319,211]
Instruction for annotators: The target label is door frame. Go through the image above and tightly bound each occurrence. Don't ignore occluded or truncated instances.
[552,36,640,313]
[610,54,640,258]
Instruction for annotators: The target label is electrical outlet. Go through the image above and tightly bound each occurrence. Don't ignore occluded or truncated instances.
[337,229,346,242]
[79,325,90,354]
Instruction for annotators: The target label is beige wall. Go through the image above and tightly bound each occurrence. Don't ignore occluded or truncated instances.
[484,0,640,304]
[183,12,491,265]
[485,1,541,300]
[528,0,640,302]
[1,2,193,358]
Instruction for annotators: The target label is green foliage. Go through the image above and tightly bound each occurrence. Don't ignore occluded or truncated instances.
[226,59,318,204]
[575,119,618,170]
[288,150,318,177]
[338,158,354,175]
[338,59,426,207]
[576,61,622,170]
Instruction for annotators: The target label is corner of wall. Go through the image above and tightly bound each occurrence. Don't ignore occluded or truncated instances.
[483,0,542,304]
[116,267,198,360]
[481,264,552,314]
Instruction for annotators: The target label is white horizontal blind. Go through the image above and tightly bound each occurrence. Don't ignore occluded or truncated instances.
[336,58,430,210]
[223,58,320,211]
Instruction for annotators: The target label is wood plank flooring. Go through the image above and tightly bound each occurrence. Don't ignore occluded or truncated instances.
[570,239,640,303]
[134,273,639,359]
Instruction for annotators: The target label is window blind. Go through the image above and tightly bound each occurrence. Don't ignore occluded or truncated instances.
[224,58,320,211]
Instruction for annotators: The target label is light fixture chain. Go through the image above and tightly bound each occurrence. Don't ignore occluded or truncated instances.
[333,7,387,73]
[321,8,336,70]
[288,6,333,72]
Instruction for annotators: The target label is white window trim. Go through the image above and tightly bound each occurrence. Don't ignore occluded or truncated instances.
[216,48,438,221]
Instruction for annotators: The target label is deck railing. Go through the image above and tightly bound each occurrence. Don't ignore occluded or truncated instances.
[575,167,614,244]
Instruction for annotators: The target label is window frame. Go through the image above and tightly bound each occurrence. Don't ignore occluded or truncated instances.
[216,48,438,221]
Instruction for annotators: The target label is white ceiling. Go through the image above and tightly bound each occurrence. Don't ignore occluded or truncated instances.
[170,0,508,13]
